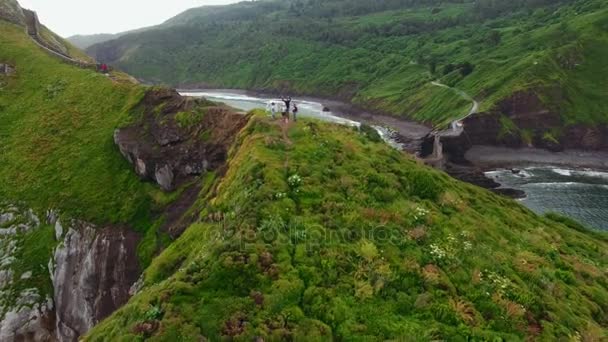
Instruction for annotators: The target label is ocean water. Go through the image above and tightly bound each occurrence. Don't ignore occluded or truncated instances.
[486,167,608,231]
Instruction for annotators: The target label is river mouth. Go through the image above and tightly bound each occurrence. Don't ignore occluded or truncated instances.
[486,167,608,231]
[182,90,608,231]
[179,89,413,150]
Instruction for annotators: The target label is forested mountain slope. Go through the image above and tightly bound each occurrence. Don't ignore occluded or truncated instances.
[87,0,607,134]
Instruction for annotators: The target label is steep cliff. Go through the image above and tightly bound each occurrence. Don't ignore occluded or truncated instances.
[0,5,247,340]
[0,205,55,341]
[0,206,143,342]
[0,0,24,25]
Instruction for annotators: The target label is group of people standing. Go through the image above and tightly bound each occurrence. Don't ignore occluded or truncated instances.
[268,96,299,123]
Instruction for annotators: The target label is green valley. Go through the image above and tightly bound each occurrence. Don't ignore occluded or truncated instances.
[86,0,608,129]
[1,0,608,340]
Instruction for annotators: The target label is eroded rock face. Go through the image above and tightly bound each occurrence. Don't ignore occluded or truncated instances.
[52,223,141,342]
[114,88,249,191]
[0,205,55,342]
[425,90,608,163]
[0,0,25,26]
[0,204,143,342]
[0,295,55,342]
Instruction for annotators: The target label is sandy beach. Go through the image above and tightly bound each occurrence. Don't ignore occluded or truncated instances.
[465,146,608,170]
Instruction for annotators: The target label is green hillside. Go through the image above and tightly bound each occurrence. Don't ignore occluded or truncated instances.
[87,112,608,340]
[3,7,608,340]
[0,20,160,225]
[0,19,171,305]
[87,0,608,128]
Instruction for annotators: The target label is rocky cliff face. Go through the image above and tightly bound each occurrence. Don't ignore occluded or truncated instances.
[424,90,608,163]
[114,88,249,191]
[1,90,251,341]
[51,221,141,342]
[0,0,25,26]
[0,205,55,341]
[0,205,142,342]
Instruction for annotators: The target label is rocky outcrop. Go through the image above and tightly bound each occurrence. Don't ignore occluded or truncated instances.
[0,294,55,342]
[114,88,249,191]
[0,63,15,75]
[51,222,141,342]
[0,205,55,341]
[0,0,25,26]
[0,204,142,342]
[423,90,608,163]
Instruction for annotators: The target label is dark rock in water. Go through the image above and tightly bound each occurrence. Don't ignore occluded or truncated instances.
[444,163,525,199]
[511,168,521,174]
[114,88,249,191]
[492,188,526,199]
[445,163,500,189]
[322,106,331,112]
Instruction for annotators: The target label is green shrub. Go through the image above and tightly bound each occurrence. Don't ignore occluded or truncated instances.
[359,124,382,143]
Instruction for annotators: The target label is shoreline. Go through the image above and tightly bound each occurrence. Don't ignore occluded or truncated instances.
[465,146,608,172]
[180,88,608,175]
[179,88,432,152]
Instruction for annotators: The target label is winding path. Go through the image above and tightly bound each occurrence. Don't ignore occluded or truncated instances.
[23,9,97,69]
[422,81,480,164]
[430,81,479,137]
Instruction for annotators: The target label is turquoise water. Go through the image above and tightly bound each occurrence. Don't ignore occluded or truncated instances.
[486,167,608,231]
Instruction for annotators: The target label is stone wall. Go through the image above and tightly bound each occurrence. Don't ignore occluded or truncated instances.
[0,63,15,75]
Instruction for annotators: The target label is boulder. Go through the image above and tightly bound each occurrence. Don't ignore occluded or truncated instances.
[0,63,16,75]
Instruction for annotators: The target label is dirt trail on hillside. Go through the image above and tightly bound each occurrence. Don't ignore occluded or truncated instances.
[430,81,479,136]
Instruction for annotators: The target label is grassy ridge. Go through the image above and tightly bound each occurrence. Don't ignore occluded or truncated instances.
[87,113,608,340]
[0,21,165,226]
[88,0,608,128]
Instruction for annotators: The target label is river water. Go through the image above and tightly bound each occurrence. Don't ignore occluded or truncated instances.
[181,90,608,231]
[486,167,608,231]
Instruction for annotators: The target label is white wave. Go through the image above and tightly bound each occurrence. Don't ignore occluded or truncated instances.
[184,92,265,102]
[576,170,608,179]
[518,170,533,178]
[552,168,573,176]
[484,169,508,177]
[525,182,604,189]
